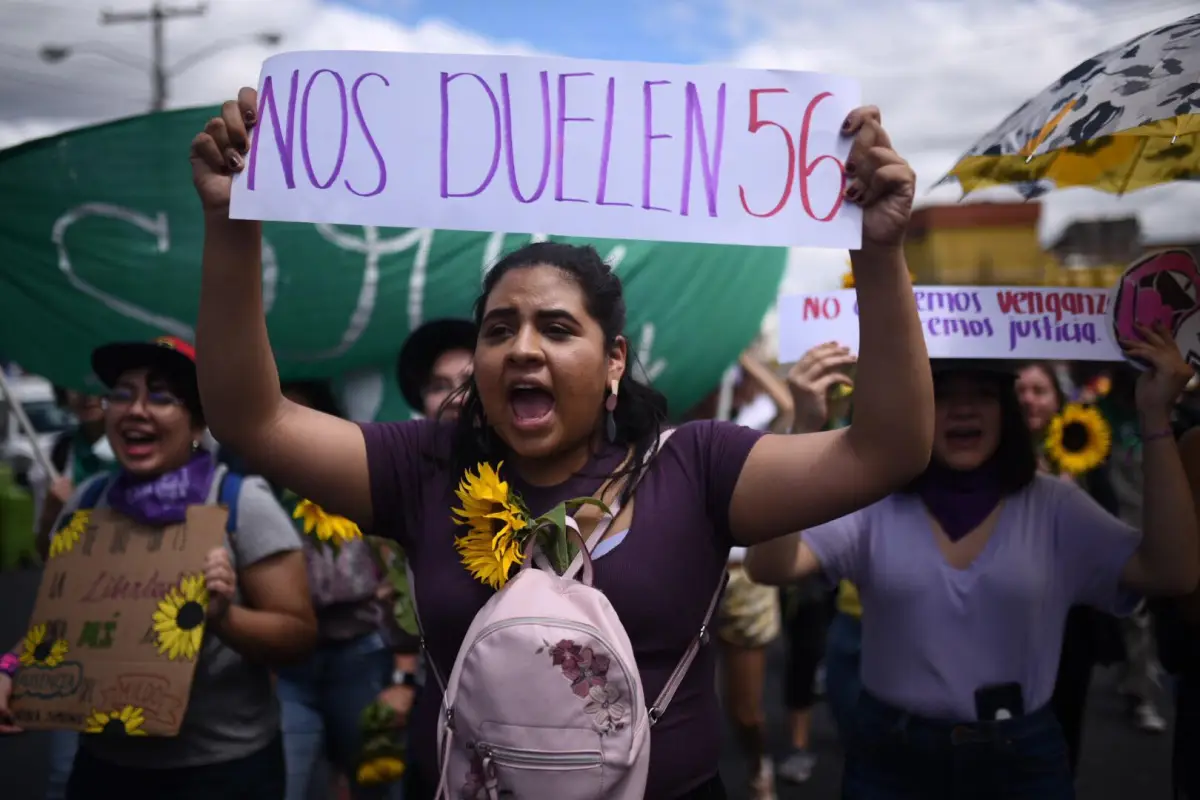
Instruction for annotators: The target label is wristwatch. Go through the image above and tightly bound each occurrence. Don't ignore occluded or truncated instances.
[391,668,417,688]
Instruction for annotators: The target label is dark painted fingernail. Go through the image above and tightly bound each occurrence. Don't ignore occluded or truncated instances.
[229,153,244,170]
[845,161,856,175]
[842,117,853,132]
[845,185,860,201]
[244,110,256,125]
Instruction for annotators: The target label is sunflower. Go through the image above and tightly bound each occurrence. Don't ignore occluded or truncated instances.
[152,574,208,661]
[19,623,69,668]
[356,756,406,786]
[454,526,527,590]
[293,499,363,545]
[1045,404,1112,476]
[83,705,148,736]
[49,510,89,559]
[451,462,530,589]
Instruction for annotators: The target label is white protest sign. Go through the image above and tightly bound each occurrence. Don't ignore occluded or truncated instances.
[778,286,1123,363]
[229,51,862,249]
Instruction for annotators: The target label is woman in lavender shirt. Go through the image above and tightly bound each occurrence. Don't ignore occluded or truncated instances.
[187,93,935,799]
[747,338,1200,799]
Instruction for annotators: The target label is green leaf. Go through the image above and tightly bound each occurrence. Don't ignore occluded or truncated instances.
[533,504,572,574]
[564,497,613,517]
[366,537,419,636]
[359,699,396,732]
[540,503,569,536]
[393,591,419,637]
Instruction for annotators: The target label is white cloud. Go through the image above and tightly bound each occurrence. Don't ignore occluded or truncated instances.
[720,0,1200,292]
[0,0,538,150]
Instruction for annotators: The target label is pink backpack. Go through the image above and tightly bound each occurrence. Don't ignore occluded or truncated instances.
[413,429,725,799]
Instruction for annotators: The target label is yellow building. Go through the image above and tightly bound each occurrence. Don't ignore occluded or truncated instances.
[905,203,1054,286]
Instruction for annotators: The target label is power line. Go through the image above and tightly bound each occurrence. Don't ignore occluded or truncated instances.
[99,2,207,111]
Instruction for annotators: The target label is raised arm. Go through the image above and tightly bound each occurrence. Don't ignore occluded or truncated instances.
[745,342,856,583]
[190,88,375,526]
[730,107,933,545]
[1118,325,1200,595]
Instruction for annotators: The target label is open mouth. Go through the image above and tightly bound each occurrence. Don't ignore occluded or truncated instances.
[119,428,159,457]
[945,427,983,447]
[508,385,555,430]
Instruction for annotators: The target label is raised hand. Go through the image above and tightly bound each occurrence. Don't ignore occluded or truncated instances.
[189,87,259,213]
[203,546,237,622]
[1123,322,1195,420]
[841,106,915,249]
[787,341,856,434]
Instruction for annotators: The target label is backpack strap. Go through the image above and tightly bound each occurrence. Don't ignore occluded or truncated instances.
[408,560,448,695]
[649,570,727,726]
[217,471,244,535]
[76,474,112,511]
[560,427,677,580]
[555,425,722,725]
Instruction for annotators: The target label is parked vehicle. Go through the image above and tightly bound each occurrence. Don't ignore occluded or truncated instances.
[0,376,74,483]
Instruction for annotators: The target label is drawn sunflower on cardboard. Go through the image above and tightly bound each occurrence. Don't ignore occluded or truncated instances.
[49,510,90,559]
[152,574,208,661]
[20,623,69,668]
[83,705,148,736]
[1045,403,1112,476]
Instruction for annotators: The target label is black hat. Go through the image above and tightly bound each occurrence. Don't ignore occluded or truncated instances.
[91,335,197,388]
[396,319,477,411]
[930,358,1017,379]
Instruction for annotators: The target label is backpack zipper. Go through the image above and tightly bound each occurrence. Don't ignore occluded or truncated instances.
[451,616,641,723]
[476,742,603,768]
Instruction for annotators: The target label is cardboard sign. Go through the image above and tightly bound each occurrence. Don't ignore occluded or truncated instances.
[1108,249,1200,371]
[778,285,1123,363]
[11,506,228,736]
[229,51,862,249]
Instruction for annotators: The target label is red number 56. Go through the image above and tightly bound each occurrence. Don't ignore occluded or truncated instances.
[738,89,846,222]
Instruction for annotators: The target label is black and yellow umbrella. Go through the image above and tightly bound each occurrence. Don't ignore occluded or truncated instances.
[939,13,1200,196]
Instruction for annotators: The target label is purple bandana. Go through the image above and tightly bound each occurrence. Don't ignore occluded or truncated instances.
[913,459,1004,543]
[107,451,217,526]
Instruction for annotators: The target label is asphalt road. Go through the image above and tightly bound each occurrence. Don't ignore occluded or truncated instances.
[0,567,1176,799]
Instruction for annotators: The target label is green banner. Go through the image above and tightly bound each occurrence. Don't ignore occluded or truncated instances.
[0,108,786,420]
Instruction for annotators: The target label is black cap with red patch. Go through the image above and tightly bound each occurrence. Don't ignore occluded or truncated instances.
[91,335,197,389]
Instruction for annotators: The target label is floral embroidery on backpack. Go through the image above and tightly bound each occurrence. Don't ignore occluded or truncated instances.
[537,638,629,733]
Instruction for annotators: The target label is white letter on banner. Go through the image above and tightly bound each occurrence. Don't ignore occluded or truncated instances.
[52,204,281,339]
[300,225,434,361]
[634,322,667,383]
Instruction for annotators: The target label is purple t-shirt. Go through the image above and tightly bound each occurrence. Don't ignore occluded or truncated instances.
[805,474,1141,721]
[359,418,763,796]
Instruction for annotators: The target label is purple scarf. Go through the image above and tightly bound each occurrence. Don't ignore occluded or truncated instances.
[107,451,217,526]
[913,459,1004,542]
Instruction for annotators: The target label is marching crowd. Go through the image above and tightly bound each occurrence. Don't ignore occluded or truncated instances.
[0,87,1196,800]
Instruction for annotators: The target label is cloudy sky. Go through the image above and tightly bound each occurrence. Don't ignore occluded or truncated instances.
[0,0,1196,292]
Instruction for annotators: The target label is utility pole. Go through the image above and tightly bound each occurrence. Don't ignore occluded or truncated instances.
[101,2,207,112]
